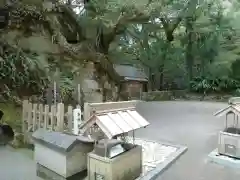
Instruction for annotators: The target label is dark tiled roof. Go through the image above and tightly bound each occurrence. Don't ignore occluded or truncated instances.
[113,64,148,82]
[32,129,94,152]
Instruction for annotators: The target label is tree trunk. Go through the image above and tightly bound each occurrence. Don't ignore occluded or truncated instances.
[159,64,164,90]
[148,68,154,91]
[185,17,194,86]
[158,43,168,90]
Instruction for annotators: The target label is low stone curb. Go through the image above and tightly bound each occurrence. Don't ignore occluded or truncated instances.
[208,148,240,168]
[139,140,188,180]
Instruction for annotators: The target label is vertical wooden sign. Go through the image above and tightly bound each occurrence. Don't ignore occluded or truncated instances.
[45,69,61,106]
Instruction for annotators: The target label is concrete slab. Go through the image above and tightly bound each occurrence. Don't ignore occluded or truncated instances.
[208,148,240,168]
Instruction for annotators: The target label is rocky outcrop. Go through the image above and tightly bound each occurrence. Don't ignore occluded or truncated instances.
[0,124,14,145]
[2,1,120,103]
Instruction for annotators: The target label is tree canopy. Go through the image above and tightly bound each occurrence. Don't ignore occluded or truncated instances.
[2,0,240,102]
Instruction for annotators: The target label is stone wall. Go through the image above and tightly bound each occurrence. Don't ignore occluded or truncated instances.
[141,90,232,102]
[141,90,187,101]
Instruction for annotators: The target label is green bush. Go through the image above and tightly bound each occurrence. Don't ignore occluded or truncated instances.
[190,76,240,93]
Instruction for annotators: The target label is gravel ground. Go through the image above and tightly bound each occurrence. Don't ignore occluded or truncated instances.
[126,137,178,177]
[0,146,41,180]
[136,101,240,180]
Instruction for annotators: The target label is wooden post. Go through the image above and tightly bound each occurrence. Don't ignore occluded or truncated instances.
[84,103,90,121]
[22,100,28,143]
[67,105,73,132]
[27,102,32,131]
[43,105,49,129]
[38,104,43,129]
[32,104,37,131]
[50,105,55,130]
[56,103,64,131]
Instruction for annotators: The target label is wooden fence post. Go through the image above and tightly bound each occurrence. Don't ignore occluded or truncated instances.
[50,105,55,130]
[56,103,64,131]
[43,104,49,129]
[32,104,37,131]
[27,102,32,131]
[84,103,90,121]
[22,100,28,143]
[22,100,72,140]
[67,105,73,133]
[38,104,43,129]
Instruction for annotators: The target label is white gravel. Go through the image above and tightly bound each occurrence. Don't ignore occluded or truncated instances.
[125,137,178,177]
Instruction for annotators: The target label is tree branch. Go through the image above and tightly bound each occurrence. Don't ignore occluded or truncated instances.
[114,11,150,35]
[98,8,150,54]
[59,5,86,41]
[160,0,198,41]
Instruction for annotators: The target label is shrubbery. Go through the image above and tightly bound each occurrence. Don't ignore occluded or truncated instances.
[190,76,240,94]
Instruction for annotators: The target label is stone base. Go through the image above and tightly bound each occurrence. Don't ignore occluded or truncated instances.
[36,163,87,180]
[208,148,240,168]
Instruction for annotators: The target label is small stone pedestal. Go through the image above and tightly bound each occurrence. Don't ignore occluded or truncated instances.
[88,140,142,180]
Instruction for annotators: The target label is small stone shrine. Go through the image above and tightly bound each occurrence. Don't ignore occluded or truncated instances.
[80,105,149,140]
[214,99,240,158]
[32,129,94,180]
[79,101,150,180]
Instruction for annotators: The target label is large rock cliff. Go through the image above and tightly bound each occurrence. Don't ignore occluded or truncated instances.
[0,1,119,104]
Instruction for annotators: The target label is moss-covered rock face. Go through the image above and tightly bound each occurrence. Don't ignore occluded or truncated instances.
[1,1,120,104]
[0,1,122,143]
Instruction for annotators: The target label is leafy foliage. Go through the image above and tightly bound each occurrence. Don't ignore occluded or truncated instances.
[190,76,240,93]
[116,0,240,93]
[3,0,240,102]
[0,42,48,99]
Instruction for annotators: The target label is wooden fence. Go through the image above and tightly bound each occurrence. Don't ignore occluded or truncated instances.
[22,100,140,143]
[22,100,74,143]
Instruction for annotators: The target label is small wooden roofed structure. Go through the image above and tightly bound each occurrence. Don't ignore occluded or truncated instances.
[214,104,240,118]
[80,107,149,139]
[113,64,148,82]
[83,100,139,121]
